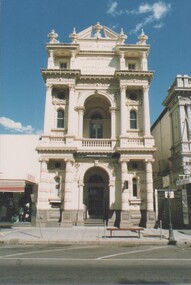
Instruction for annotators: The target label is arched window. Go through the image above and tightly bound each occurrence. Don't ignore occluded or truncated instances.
[90,113,103,138]
[130,110,137,129]
[57,109,64,128]
[132,178,138,197]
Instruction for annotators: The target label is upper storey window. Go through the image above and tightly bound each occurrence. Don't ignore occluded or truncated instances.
[60,62,67,69]
[130,110,137,129]
[128,63,136,71]
[57,109,65,128]
[90,113,103,138]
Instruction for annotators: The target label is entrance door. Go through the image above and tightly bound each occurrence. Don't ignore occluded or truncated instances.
[88,187,104,218]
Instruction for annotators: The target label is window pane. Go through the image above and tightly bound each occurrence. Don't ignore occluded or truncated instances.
[133,178,138,197]
[57,110,64,128]
[130,111,137,129]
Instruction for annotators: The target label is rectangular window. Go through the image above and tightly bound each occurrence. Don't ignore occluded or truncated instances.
[128,64,136,71]
[60,62,67,69]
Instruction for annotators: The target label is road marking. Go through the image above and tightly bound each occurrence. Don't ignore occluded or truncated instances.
[0,245,98,258]
[96,246,169,260]
[0,257,191,262]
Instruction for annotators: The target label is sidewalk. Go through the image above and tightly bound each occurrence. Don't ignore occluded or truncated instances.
[1,225,191,246]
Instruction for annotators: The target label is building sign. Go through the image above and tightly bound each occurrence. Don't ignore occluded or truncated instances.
[74,153,120,159]
[182,189,189,225]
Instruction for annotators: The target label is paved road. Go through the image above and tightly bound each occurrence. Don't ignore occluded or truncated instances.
[0,244,191,284]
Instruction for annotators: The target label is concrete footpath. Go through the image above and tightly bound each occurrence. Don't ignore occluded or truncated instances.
[1,224,191,246]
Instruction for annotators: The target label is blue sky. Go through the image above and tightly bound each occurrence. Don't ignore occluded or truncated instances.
[0,0,191,134]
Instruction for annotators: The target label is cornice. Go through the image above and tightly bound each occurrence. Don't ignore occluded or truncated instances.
[41,69,81,80]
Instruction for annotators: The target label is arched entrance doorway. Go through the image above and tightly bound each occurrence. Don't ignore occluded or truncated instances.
[84,167,109,220]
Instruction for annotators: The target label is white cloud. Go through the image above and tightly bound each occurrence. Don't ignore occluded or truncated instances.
[0,117,34,134]
[152,2,171,20]
[106,1,171,34]
[107,1,123,16]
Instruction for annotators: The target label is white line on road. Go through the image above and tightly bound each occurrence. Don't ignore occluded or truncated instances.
[0,257,191,261]
[0,245,98,258]
[96,246,169,260]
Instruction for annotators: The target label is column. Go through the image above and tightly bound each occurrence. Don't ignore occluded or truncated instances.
[47,50,54,69]
[44,84,53,133]
[143,86,151,136]
[110,107,116,139]
[120,86,126,136]
[78,107,85,138]
[67,85,75,136]
[121,160,129,211]
[70,51,76,69]
[141,51,148,71]
[78,181,84,211]
[145,160,154,212]
[120,52,125,70]
[36,159,49,224]
[64,160,73,210]
[185,104,191,140]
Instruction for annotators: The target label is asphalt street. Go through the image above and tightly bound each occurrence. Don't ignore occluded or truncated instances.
[0,244,191,284]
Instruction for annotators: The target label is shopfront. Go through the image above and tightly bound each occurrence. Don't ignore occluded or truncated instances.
[0,180,34,223]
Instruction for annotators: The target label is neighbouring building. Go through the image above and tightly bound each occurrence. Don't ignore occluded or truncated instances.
[36,23,156,227]
[0,135,40,223]
[151,75,191,228]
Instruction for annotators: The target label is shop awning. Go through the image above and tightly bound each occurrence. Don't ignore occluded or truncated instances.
[0,180,26,193]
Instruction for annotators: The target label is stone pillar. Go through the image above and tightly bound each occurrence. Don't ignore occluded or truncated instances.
[67,85,76,137]
[145,160,155,227]
[110,107,116,139]
[120,86,126,136]
[64,160,73,210]
[185,104,191,140]
[77,107,85,138]
[121,160,129,211]
[141,51,148,71]
[76,181,84,226]
[143,86,151,137]
[120,52,125,70]
[44,84,53,133]
[61,159,74,227]
[70,51,76,69]
[47,50,54,69]
[36,159,49,225]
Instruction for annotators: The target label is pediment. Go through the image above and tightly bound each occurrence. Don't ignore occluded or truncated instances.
[77,23,120,40]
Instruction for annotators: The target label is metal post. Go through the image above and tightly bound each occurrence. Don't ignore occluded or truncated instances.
[160,220,162,240]
[167,190,176,245]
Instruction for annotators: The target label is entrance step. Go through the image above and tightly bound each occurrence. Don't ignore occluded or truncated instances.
[84,219,105,227]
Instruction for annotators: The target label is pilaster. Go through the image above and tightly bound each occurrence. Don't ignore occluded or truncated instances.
[44,84,53,133]
[143,85,151,137]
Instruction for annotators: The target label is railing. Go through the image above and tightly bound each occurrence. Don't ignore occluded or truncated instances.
[82,139,112,148]
[126,138,144,146]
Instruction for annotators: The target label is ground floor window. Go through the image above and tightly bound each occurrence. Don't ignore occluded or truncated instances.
[0,186,33,223]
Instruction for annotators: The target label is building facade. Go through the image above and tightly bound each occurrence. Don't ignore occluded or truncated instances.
[152,75,191,228]
[36,23,156,227]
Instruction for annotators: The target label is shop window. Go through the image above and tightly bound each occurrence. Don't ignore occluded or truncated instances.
[57,109,64,128]
[132,178,138,197]
[130,110,137,129]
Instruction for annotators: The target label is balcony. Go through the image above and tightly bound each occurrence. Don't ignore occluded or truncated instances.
[37,135,155,153]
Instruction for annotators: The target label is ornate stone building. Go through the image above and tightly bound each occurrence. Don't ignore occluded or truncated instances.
[36,23,156,227]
